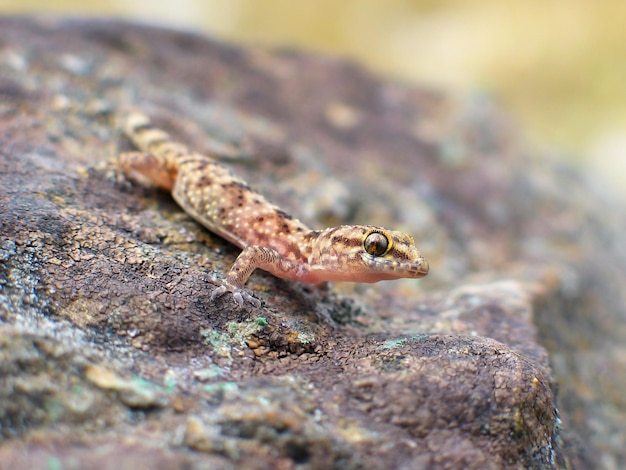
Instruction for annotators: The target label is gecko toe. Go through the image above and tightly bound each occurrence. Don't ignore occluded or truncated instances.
[210,285,227,301]
[210,281,261,308]
[233,292,244,308]
[243,293,261,308]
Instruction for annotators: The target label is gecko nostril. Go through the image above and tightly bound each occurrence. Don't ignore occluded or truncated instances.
[418,259,429,275]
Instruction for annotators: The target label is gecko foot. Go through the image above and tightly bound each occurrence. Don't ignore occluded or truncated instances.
[210,281,262,308]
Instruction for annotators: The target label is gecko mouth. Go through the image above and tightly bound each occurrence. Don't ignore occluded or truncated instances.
[409,258,429,277]
[400,257,429,277]
[363,254,429,279]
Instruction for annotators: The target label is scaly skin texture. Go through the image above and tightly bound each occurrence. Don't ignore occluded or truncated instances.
[119,113,429,307]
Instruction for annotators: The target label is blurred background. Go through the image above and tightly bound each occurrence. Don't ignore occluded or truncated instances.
[4,0,625,197]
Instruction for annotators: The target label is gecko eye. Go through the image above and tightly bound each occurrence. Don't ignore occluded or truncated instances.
[364,232,390,257]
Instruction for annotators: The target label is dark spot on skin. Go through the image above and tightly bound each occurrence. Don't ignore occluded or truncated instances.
[253,199,262,204]
[195,161,209,171]
[304,230,320,241]
[237,202,243,207]
[196,175,212,186]
[218,207,225,214]
[257,216,264,222]
[237,194,244,200]
[275,209,293,220]
[220,180,251,191]
[296,227,304,232]
[286,243,303,261]
[282,224,290,234]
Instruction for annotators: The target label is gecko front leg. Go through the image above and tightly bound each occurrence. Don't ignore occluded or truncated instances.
[211,245,298,308]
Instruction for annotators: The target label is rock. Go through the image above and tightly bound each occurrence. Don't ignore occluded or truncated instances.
[1,16,623,469]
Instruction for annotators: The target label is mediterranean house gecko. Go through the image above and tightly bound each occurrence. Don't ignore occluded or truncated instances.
[118,113,429,307]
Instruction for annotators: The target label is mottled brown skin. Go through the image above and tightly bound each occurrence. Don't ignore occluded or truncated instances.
[119,113,429,307]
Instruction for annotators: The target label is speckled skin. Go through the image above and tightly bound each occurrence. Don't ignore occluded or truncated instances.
[119,113,429,307]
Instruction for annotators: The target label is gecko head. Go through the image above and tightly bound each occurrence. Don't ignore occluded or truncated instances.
[313,225,429,283]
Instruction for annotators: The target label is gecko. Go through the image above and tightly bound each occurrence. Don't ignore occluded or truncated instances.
[118,113,429,307]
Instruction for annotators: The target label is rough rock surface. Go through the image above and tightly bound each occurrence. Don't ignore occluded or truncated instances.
[1,16,624,469]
